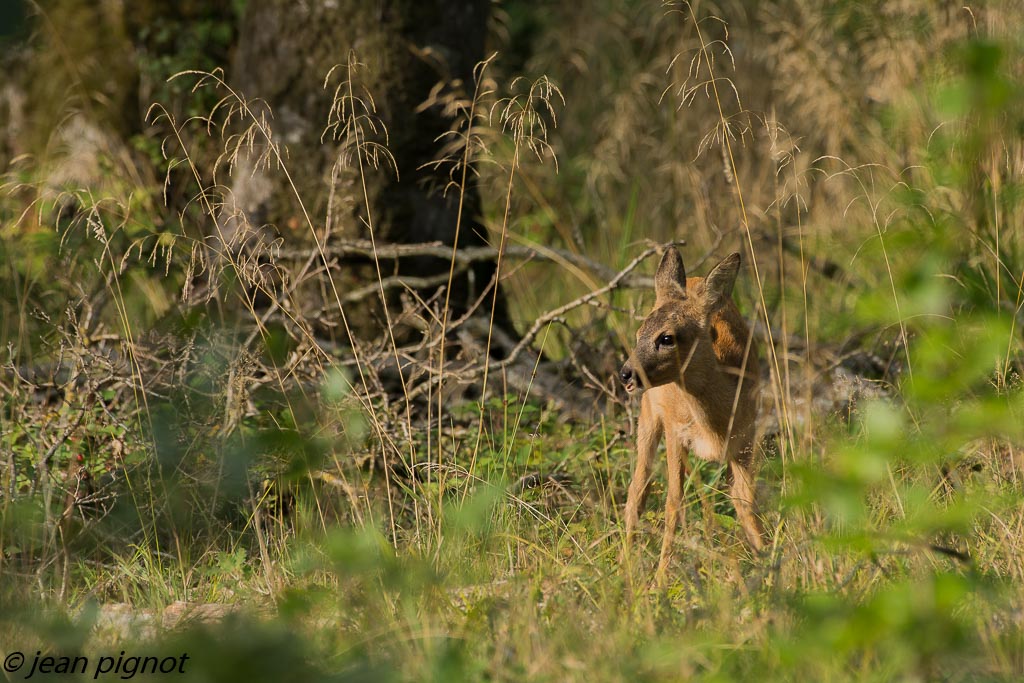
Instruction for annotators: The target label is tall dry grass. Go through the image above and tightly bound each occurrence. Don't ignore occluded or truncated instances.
[1,1,1023,681]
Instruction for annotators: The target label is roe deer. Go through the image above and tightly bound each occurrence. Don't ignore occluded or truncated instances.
[619,246,764,576]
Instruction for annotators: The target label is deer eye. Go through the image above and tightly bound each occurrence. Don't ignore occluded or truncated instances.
[656,333,675,349]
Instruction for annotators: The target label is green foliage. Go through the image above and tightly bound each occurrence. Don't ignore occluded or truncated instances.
[3,3,1024,683]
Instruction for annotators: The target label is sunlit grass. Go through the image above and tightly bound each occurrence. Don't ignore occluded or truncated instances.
[2,2,1024,682]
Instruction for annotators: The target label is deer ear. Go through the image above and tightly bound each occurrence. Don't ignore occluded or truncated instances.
[703,252,741,311]
[654,246,687,301]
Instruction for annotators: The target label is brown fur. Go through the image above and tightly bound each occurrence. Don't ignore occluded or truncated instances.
[620,247,764,577]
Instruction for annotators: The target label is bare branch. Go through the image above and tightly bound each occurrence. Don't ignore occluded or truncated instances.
[279,240,668,290]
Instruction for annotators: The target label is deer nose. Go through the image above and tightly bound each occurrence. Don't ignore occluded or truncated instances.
[620,363,634,386]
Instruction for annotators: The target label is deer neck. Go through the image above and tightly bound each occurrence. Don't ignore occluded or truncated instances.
[675,340,735,412]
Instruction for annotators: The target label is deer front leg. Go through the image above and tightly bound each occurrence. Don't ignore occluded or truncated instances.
[624,403,661,545]
[728,458,765,552]
[655,434,688,582]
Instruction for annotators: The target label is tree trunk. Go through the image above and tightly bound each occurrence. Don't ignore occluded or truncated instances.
[229,0,511,344]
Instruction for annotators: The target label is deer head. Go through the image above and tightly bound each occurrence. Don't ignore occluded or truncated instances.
[620,247,741,393]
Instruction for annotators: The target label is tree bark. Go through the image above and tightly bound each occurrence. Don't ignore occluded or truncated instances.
[229,0,510,344]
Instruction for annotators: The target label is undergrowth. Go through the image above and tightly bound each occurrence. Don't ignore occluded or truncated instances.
[2,2,1024,682]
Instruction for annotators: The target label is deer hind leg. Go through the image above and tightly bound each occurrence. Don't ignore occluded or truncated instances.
[655,434,689,582]
[624,405,661,545]
[728,458,765,552]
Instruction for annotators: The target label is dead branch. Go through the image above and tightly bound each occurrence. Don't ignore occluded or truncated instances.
[279,239,663,290]
[400,241,683,404]
[499,242,673,368]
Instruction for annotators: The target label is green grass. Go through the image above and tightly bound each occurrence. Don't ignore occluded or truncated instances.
[3,2,1024,681]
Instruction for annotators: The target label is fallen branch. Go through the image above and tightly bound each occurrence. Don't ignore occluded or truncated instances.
[401,241,683,403]
[280,239,662,290]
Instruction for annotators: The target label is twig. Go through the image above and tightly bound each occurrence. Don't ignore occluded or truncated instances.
[280,240,660,289]
[343,272,457,304]
[402,241,684,402]
[497,242,680,369]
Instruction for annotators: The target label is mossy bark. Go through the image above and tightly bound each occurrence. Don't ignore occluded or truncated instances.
[230,0,510,344]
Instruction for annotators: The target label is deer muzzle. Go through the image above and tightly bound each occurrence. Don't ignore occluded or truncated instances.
[620,360,638,394]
